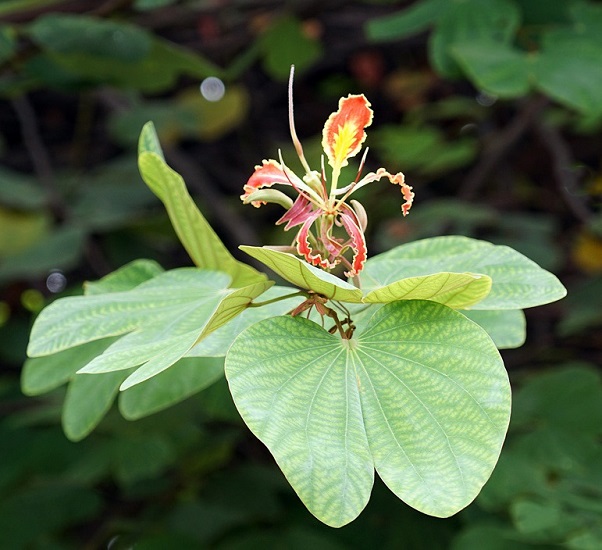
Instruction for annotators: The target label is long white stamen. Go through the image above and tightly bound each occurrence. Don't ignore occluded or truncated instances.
[288,66,312,174]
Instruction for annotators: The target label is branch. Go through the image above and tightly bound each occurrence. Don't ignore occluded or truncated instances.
[11,95,65,220]
[459,95,549,201]
[534,120,591,224]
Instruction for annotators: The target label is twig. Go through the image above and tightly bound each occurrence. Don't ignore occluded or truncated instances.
[11,95,66,220]
[459,95,549,200]
[534,120,591,224]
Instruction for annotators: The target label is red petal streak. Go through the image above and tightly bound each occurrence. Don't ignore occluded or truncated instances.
[338,205,367,277]
[276,195,315,230]
[296,210,337,270]
[241,160,290,207]
[322,95,373,169]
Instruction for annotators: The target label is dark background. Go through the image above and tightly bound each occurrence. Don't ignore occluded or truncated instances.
[0,0,601,548]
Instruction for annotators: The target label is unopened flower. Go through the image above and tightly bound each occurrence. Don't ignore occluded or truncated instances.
[241,67,414,277]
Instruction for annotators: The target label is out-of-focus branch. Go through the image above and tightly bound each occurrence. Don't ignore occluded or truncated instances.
[460,95,549,200]
[11,94,65,220]
[534,120,591,224]
[164,147,261,249]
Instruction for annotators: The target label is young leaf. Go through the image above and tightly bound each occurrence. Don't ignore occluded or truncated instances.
[84,258,164,295]
[138,122,265,288]
[362,271,492,308]
[119,356,224,420]
[226,300,511,526]
[366,236,566,310]
[240,246,363,303]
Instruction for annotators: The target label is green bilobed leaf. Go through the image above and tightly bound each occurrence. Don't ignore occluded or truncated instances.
[429,0,520,78]
[362,271,492,308]
[138,123,265,288]
[226,300,511,526]
[462,309,526,349]
[119,356,224,420]
[240,246,363,303]
[366,236,566,310]
[62,369,131,441]
[452,41,530,98]
[21,338,116,396]
[366,0,447,42]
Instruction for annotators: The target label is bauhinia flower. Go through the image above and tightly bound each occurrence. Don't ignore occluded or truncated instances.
[241,66,414,277]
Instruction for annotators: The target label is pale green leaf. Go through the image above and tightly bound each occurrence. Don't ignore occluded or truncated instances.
[367,236,566,310]
[62,369,132,441]
[138,123,265,288]
[119,356,224,420]
[84,259,163,295]
[226,300,511,525]
[28,268,272,390]
[461,309,526,349]
[21,338,116,396]
[28,269,230,356]
[240,246,362,303]
[362,271,492,308]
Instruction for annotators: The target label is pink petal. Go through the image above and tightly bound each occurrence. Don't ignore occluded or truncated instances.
[276,195,315,230]
[296,210,338,270]
[338,205,367,277]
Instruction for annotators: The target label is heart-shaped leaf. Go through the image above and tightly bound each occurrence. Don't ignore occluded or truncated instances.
[27,268,272,390]
[240,246,363,302]
[367,236,566,309]
[138,122,265,287]
[226,300,511,526]
[362,271,492,308]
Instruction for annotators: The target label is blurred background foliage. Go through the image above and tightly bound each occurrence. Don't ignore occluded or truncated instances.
[0,0,601,547]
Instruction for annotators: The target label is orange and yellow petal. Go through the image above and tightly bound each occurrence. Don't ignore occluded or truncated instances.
[322,94,373,170]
